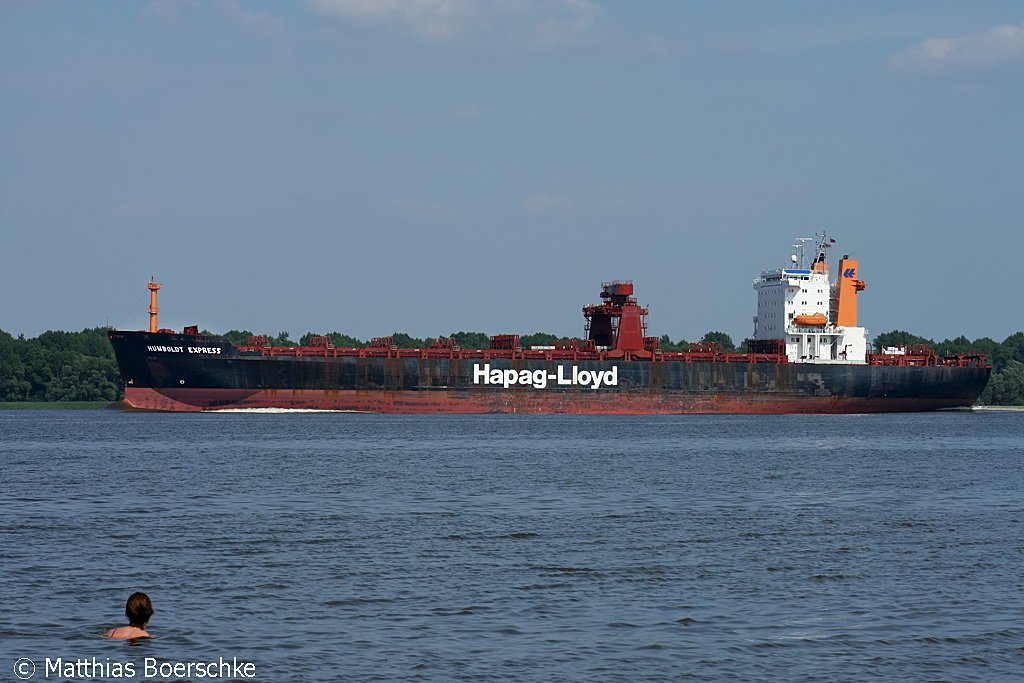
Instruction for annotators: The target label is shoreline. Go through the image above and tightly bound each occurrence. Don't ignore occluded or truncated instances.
[2,401,1022,412]
[0,401,113,410]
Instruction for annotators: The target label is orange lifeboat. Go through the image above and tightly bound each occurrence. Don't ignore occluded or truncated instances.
[794,313,827,327]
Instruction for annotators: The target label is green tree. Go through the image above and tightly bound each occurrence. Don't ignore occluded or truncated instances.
[390,332,427,348]
[873,330,932,351]
[0,330,30,400]
[19,343,54,400]
[958,337,1001,365]
[1002,332,1024,364]
[45,355,121,402]
[221,330,256,346]
[981,360,1024,406]
[271,331,295,346]
[450,331,490,350]
[933,335,973,357]
[521,332,559,348]
[657,334,688,352]
[700,331,736,352]
[327,332,365,348]
[0,328,125,402]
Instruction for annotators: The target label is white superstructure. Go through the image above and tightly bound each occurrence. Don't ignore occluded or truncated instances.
[752,234,868,363]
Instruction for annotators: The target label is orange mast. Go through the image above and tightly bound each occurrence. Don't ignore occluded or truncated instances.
[148,277,161,333]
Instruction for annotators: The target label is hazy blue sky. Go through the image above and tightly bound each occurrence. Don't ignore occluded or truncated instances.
[2,1,1022,344]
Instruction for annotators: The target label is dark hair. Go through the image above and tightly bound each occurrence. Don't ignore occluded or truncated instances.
[125,592,153,627]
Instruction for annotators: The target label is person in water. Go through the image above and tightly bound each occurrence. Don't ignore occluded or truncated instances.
[105,592,153,639]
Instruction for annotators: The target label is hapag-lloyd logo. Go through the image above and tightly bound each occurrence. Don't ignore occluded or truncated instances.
[473,363,618,390]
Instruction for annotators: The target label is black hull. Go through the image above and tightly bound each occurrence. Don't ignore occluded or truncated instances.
[108,331,990,413]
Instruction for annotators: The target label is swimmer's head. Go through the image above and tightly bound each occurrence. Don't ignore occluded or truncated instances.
[125,592,153,627]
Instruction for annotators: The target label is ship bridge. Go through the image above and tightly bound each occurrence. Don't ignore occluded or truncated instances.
[752,233,868,364]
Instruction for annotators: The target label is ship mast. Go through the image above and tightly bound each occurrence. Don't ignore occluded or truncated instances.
[148,277,161,333]
[793,237,812,269]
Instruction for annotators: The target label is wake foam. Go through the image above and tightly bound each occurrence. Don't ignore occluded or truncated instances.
[203,408,365,414]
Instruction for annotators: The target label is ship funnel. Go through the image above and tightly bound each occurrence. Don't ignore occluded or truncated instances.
[835,258,866,327]
[148,277,161,333]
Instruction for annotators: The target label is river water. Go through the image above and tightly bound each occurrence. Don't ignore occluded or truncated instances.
[1,410,1022,682]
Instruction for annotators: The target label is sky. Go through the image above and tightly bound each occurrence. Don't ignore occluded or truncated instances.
[2,1,1022,345]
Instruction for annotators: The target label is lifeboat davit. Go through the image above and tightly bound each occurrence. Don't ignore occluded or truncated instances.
[794,313,828,327]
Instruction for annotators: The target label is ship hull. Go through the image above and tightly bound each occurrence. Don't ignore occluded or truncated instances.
[109,331,991,414]
[119,386,981,414]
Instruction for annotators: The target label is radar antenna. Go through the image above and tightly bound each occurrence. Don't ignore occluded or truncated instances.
[793,237,812,269]
[811,231,835,272]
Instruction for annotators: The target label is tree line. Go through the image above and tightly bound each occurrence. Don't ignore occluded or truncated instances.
[0,328,123,402]
[1,327,1021,405]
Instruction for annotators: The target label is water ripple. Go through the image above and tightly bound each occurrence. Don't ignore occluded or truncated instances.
[1,410,1022,682]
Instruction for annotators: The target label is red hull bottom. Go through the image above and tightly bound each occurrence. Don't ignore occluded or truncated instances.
[122,387,974,414]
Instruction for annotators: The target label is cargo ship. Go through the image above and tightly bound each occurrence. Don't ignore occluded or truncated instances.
[108,235,990,413]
